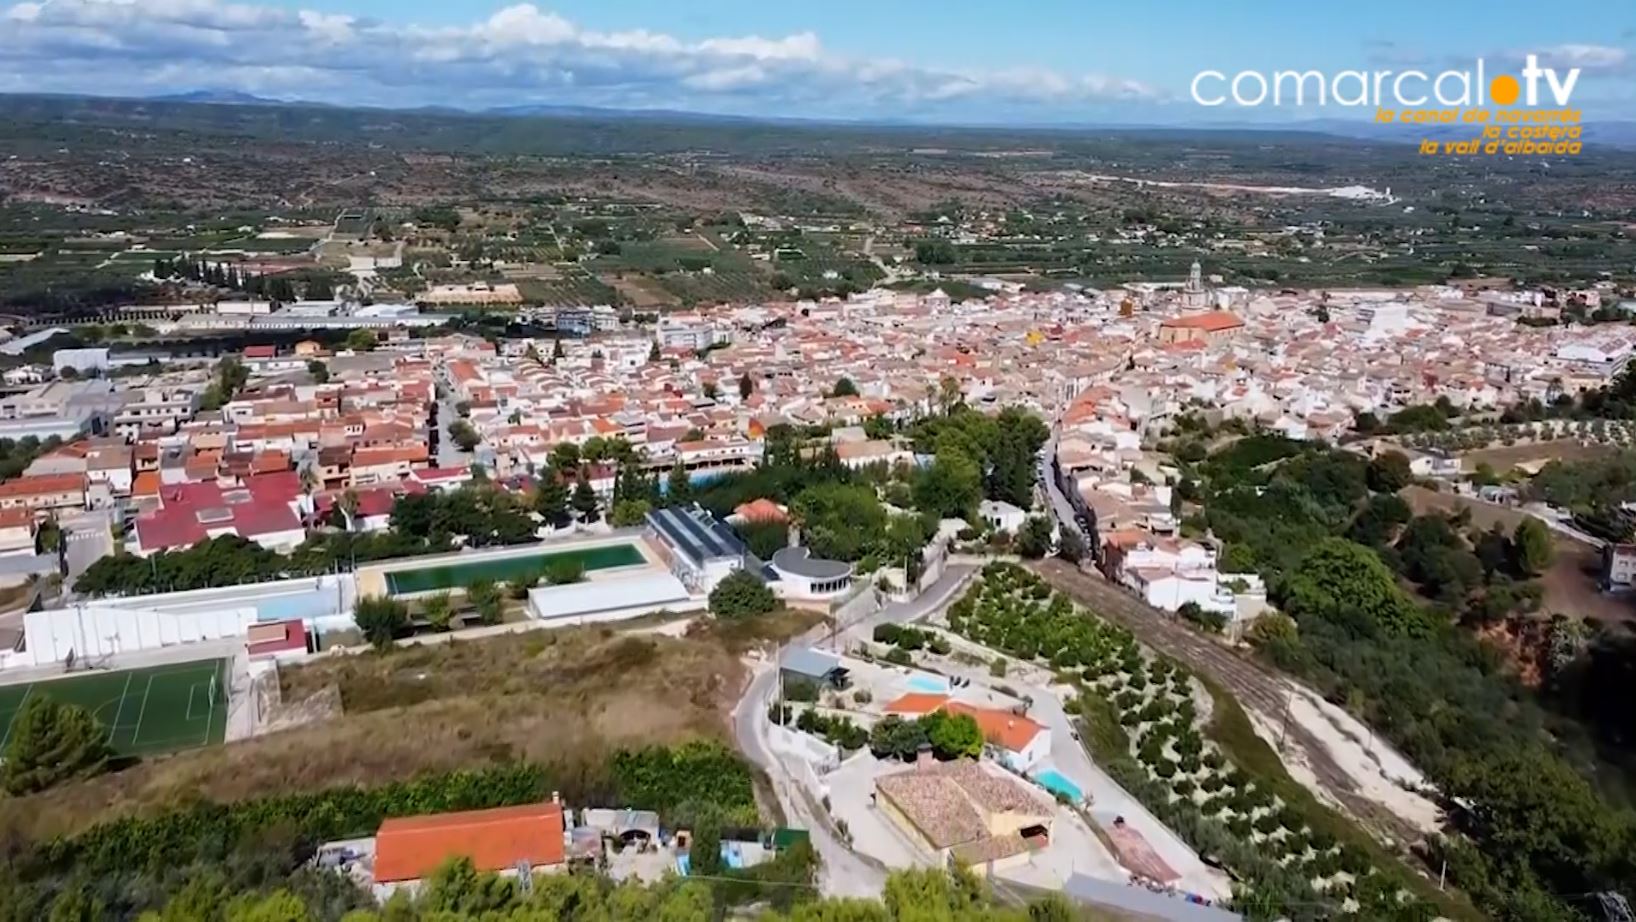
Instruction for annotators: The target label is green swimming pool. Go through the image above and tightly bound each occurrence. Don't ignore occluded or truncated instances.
[384,544,646,595]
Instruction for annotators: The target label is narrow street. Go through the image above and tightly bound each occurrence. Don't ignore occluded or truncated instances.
[728,565,976,897]
[732,661,886,898]
[1033,558,1422,848]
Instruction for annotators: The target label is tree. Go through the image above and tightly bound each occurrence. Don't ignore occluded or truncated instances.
[709,569,777,619]
[1057,528,1087,564]
[791,483,888,561]
[534,477,569,527]
[335,488,360,533]
[353,595,408,649]
[913,451,982,519]
[345,329,378,352]
[549,442,581,473]
[1366,450,1413,493]
[1,696,111,795]
[738,371,754,400]
[306,360,329,384]
[923,711,983,760]
[1513,517,1554,576]
[830,377,859,398]
[418,857,517,916]
[572,469,601,523]
[666,462,693,506]
[447,420,480,452]
[1015,516,1054,559]
[611,498,651,527]
[702,380,719,400]
[689,819,724,878]
[464,579,503,624]
[420,591,454,630]
[1283,538,1428,638]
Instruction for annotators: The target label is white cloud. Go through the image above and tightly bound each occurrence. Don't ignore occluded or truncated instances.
[1538,43,1629,71]
[0,0,1164,118]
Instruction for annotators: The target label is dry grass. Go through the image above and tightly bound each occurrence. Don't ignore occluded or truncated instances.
[1459,440,1619,473]
[0,612,821,845]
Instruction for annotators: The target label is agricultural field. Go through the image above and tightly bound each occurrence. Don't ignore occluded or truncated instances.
[517,272,622,307]
[946,563,1473,920]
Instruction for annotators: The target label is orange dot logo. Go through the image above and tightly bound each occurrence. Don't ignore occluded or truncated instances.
[1490,74,1520,105]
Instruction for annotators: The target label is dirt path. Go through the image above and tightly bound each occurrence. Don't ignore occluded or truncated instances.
[1033,559,1424,848]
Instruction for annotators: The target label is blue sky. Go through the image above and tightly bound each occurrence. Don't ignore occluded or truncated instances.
[4,0,1634,122]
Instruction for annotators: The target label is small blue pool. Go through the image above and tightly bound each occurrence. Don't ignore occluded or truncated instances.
[676,842,745,875]
[1032,767,1084,804]
[906,673,949,693]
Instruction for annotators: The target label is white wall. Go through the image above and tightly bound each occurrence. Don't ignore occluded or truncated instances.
[22,603,258,666]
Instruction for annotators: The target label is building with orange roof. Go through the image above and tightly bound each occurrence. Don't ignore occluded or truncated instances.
[730,498,788,524]
[1157,311,1244,345]
[882,692,1052,771]
[370,801,567,889]
[0,506,36,555]
[0,473,84,514]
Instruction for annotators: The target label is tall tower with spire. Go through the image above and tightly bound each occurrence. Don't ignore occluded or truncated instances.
[1181,260,1210,311]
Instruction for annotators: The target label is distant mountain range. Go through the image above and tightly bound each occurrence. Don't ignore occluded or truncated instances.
[16,90,1636,148]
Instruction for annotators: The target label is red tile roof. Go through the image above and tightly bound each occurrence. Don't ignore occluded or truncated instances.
[1160,310,1243,333]
[733,499,788,523]
[135,471,303,552]
[373,802,565,883]
[0,474,84,499]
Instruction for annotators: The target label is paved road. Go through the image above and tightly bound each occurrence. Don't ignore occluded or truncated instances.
[62,509,113,584]
[1033,558,1421,848]
[728,564,977,897]
[732,661,886,897]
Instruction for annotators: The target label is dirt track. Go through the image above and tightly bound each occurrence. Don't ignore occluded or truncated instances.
[1033,559,1424,849]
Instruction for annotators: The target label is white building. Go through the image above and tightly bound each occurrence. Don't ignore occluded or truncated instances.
[769,547,853,599]
[53,348,110,375]
[978,499,1028,535]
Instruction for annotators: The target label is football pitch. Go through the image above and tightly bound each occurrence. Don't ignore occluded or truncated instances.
[0,658,229,758]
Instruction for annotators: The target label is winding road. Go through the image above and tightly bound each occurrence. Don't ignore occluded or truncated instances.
[729,565,977,897]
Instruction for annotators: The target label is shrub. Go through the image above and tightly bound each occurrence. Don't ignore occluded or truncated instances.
[543,558,586,585]
[464,579,504,624]
[353,595,409,648]
[420,591,454,630]
[709,569,777,619]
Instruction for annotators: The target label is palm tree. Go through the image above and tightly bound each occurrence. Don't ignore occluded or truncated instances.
[337,488,360,533]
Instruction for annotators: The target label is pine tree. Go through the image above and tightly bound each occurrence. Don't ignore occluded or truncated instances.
[572,467,601,523]
[666,462,692,506]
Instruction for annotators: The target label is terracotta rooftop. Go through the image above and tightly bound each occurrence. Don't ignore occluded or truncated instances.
[373,802,565,883]
[1160,310,1244,333]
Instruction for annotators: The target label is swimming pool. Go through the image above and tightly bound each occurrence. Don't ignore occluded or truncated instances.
[383,543,645,595]
[1032,767,1084,804]
[675,842,745,875]
[906,673,950,693]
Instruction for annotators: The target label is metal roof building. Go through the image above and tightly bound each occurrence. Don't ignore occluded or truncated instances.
[645,504,750,592]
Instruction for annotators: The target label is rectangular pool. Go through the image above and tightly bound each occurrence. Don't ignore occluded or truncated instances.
[384,544,646,595]
[906,673,950,693]
[1032,767,1084,804]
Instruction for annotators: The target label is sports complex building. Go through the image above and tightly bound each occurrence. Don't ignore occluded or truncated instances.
[0,508,861,754]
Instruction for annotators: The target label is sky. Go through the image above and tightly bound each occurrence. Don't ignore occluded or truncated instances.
[3,0,1635,123]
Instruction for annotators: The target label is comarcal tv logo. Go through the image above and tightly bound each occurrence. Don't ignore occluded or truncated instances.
[1192,56,1585,156]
